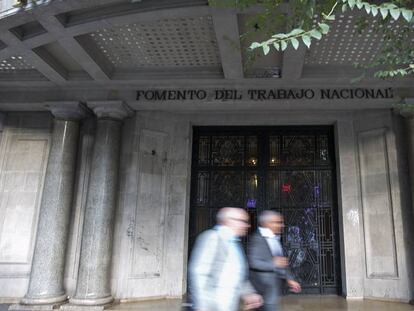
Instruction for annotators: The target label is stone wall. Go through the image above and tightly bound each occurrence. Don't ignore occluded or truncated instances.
[354,110,413,301]
[111,112,191,299]
[0,112,52,301]
[0,109,413,303]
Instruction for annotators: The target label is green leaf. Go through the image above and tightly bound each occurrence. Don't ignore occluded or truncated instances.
[390,8,400,20]
[371,6,378,16]
[385,3,397,9]
[342,4,347,13]
[324,14,335,21]
[289,28,304,36]
[250,42,261,50]
[348,0,355,9]
[272,33,288,39]
[356,1,363,9]
[263,44,270,55]
[291,37,299,50]
[280,40,288,51]
[380,7,388,19]
[318,23,330,34]
[410,64,414,69]
[310,29,322,40]
[302,35,311,48]
[273,42,280,51]
[364,3,371,14]
[401,9,413,22]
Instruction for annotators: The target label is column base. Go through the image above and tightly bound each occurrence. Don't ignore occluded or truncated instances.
[20,294,68,306]
[62,296,114,310]
[10,294,68,310]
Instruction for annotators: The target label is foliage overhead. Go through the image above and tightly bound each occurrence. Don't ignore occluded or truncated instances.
[209,0,414,78]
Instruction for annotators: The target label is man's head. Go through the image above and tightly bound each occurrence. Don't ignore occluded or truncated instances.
[258,210,284,235]
[216,207,250,237]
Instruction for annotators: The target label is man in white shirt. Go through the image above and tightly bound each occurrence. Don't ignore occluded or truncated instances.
[188,207,263,311]
[247,210,301,311]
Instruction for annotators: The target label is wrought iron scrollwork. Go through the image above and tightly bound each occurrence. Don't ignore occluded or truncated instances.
[190,127,340,294]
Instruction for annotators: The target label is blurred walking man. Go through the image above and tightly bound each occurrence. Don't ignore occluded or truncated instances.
[247,210,301,311]
[188,207,262,311]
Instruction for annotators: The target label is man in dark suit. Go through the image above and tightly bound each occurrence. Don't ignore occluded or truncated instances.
[247,210,301,311]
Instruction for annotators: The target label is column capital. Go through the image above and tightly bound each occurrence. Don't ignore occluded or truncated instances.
[87,101,133,120]
[46,101,89,120]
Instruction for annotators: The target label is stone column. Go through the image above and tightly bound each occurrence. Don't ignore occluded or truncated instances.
[68,101,131,308]
[16,103,87,309]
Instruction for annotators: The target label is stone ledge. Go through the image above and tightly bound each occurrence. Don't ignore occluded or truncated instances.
[9,303,62,311]
[60,304,113,311]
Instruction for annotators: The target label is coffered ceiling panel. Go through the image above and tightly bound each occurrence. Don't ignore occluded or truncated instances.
[84,15,221,70]
[0,55,34,71]
[305,12,411,66]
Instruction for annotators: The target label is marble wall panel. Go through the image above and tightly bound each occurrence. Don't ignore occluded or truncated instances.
[0,124,50,298]
[335,120,365,298]
[355,110,413,302]
[112,112,193,300]
[130,129,168,278]
[359,130,396,277]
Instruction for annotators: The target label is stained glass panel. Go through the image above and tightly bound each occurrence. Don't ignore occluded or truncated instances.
[195,172,209,206]
[266,171,280,208]
[212,136,244,166]
[198,136,210,166]
[280,171,316,208]
[211,171,244,206]
[269,136,280,166]
[288,247,319,287]
[281,135,315,166]
[246,171,259,208]
[321,248,335,286]
[319,208,333,244]
[316,171,333,208]
[316,135,330,165]
[246,136,259,166]
[285,208,319,287]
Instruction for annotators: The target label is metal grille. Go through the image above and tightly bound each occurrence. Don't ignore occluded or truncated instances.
[0,55,34,71]
[305,12,396,66]
[190,126,341,295]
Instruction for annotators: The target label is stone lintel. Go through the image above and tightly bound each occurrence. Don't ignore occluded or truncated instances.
[87,101,133,120]
[46,101,89,120]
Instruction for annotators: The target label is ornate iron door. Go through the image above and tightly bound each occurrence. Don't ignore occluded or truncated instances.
[189,126,341,294]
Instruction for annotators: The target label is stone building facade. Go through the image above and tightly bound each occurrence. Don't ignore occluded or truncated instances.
[0,0,413,309]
